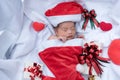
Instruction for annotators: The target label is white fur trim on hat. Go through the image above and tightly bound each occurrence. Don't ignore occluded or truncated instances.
[47,14,81,27]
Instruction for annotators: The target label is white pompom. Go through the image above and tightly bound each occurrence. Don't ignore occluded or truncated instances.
[76,64,85,74]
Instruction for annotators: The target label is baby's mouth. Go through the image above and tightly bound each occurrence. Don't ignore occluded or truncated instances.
[67,36,74,40]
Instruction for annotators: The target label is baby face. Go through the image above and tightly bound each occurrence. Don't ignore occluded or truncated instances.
[55,21,76,40]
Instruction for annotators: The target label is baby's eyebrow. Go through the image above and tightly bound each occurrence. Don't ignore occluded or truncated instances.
[71,26,75,28]
[61,28,68,30]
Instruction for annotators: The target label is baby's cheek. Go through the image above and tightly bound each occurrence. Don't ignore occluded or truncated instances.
[58,31,66,36]
[61,33,68,37]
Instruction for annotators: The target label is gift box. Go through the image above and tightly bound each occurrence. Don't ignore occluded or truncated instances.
[23,62,43,80]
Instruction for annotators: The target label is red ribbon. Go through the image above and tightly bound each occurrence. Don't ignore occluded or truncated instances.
[24,63,43,80]
[79,41,110,75]
[82,9,100,30]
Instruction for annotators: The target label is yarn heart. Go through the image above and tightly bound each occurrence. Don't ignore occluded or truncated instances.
[99,21,112,31]
[33,22,45,32]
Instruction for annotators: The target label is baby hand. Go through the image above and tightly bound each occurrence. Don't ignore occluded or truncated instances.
[58,36,67,42]
[77,34,85,39]
[48,35,58,40]
[48,35,67,42]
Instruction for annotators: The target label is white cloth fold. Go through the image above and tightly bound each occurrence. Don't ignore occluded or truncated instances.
[0,0,23,59]
[0,0,120,80]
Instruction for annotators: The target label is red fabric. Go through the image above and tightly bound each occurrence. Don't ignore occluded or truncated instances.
[45,2,83,16]
[39,46,84,80]
[99,21,112,31]
[32,22,45,32]
[42,75,56,80]
[108,39,120,65]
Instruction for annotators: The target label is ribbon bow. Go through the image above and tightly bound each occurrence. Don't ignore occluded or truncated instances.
[79,41,110,76]
[82,9,100,30]
[24,62,42,80]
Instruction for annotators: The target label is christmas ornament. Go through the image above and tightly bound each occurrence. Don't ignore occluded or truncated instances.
[82,9,112,31]
[82,9,99,30]
[24,62,43,80]
[79,41,110,76]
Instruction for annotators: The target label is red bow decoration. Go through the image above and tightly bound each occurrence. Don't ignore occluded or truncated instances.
[24,62,43,80]
[79,41,110,76]
[82,9,99,30]
[82,9,113,31]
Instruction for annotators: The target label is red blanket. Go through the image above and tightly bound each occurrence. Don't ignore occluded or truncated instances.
[39,46,84,80]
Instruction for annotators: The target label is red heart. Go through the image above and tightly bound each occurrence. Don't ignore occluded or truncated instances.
[99,21,112,31]
[33,22,45,32]
[108,39,120,65]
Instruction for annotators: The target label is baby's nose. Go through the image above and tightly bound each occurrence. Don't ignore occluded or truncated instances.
[67,29,72,33]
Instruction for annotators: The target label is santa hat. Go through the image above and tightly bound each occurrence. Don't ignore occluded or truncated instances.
[108,39,120,65]
[45,2,84,27]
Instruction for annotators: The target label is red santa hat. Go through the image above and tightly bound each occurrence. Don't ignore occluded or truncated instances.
[108,39,120,65]
[45,2,84,27]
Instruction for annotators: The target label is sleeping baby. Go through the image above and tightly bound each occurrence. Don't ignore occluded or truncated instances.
[38,1,88,80]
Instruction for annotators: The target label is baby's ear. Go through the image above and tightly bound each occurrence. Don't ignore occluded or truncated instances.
[54,27,58,35]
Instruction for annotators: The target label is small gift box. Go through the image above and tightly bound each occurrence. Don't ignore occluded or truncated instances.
[23,62,43,80]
